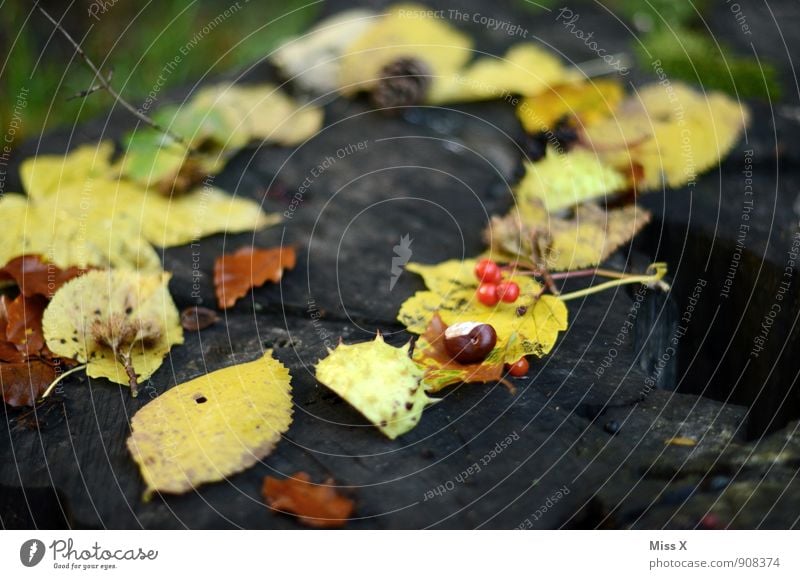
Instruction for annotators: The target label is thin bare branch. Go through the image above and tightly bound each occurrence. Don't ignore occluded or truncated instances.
[36,4,189,148]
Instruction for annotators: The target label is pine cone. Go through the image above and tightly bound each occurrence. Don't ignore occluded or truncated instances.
[370,57,432,110]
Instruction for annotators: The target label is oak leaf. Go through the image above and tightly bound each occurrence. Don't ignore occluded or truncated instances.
[398,260,568,364]
[127,351,293,499]
[315,333,435,439]
[263,472,355,528]
[42,270,184,396]
[214,246,297,309]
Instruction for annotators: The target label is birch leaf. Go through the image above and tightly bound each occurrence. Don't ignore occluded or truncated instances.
[398,260,568,364]
[127,351,293,499]
[515,149,627,213]
[338,3,472,96]
[315,334,434,439]
[487,201,652,271]
[517,79,624,133]
[584,82,749,191]
[42,270,183,395]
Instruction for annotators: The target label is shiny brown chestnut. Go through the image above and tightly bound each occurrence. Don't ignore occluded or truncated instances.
[443,322,497,364]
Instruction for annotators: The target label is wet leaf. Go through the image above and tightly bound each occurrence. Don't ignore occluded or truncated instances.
[583,82,749,191]
[214,246,297,309]
[412,314,504,393]
[263,472,355,528]
[398,260,568,364]
[515,149,627,213]
[315,333,435,439]
[42,270,184,395]
[486,201,652,271]
[0,360,57,408]
[127,351,293,499]
[0,255,85,299]
[180,306,219,331]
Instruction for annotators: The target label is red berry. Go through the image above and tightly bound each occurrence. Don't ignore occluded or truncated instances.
[476,283,499,306]
[474,259,502,283]
[508,357,529,377]
[496,281,520,303]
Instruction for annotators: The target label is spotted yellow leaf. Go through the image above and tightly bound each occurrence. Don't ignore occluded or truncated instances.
[398,260,568,364]
[584,82,749,191]
[338,3,472,96]
[315,333,435,439]
[515,149,627,213]
[430,43,578,104]
[487,201,652,271]
[517,79,624,133]
[23,143,277,248]
[127,351,292,499]
[43,270,183,393]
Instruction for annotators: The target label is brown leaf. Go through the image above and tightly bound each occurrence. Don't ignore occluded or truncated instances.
[0,359,57,407]
[262,472,354,528]
[413,314,504,393]
[0,254,85,298]
[214,246,297,309]
[4,294,48,357]
[180,306,220,331]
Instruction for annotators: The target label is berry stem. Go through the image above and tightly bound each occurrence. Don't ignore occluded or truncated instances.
[558,263,669,302]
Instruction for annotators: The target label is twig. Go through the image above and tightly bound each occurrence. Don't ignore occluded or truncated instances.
[67,67,113,101]
[36,4,189,148]
[40,364,87,400]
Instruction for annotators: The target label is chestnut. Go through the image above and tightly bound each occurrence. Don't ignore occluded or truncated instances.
[443,322,497,364]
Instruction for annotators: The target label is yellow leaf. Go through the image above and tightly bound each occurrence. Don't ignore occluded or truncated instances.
[42,270,184,392]
[127,351,292,498]
[515,149,627,213]
[398,260,568,363]
[430,43,577,104]
[315,334,434,439]
[22,143,277,248]
[0,193,162,272]
[272,9,378,95]
[517,79,624,133]
[338,3,472,96]
[20,141,115,197]
[487,201,652,271]
[584,82,749,191]
[665,436,697,447]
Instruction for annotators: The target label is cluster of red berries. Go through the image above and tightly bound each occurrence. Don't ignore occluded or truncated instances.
[474,259,520,306]
[473,259,530,377]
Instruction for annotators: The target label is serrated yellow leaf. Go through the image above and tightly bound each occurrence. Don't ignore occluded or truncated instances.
[487,201,652,271]
[0,193,162,272]
[42,270,183,390]
[517,79,624,133]
[127,351,292,498]
[584,82,749,191]
[430,43,577,104]
[338,3,472,96]
[398,260,567,363]
[315,333,434,439]
[22,143,277,248]
[515,149,627,213]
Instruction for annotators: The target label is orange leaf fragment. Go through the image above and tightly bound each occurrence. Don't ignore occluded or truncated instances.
[214,246,297,309]
[262,472,355,528]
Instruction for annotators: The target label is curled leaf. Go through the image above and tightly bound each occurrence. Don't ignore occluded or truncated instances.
[42,270,184,395]
[127,351,293,499]
[0,255,86,299]
[315,333,434,439]
[214,246,297,309]
[263,472,355,528]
